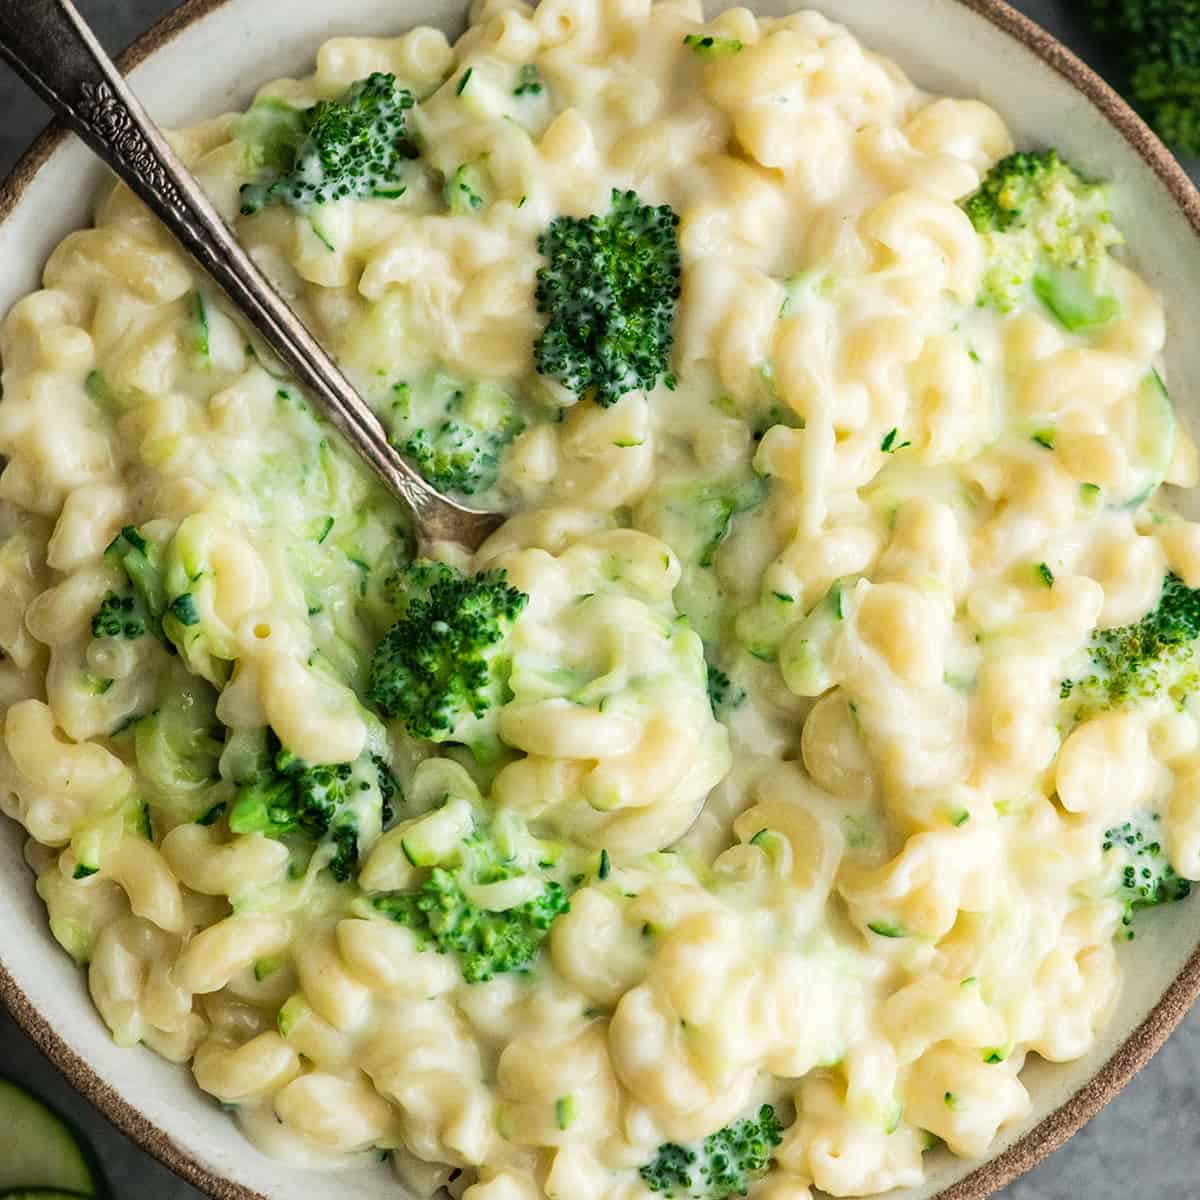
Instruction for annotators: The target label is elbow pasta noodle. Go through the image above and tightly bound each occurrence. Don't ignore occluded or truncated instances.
[1,2,1198,1196]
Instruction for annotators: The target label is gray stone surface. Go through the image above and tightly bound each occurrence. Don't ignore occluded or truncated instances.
[0,2,1198,1197]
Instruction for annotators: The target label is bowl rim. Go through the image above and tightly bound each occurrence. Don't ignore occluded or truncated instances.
[2,1,1200,1198]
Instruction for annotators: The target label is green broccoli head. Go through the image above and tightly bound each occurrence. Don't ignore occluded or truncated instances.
[1084,2,1200,155]
[239,72,418,215]
[91,591,148,640]
[1103,813,1193,931]
[326,820,361,884]
[228,734,381,881]
[640,1105,784,1200]
[371,814,570,982]
[1062,573,1200,718]
[535,188,682,408]
[962,150,1124,329]
[389,375,525,497]
[368,561,528,755]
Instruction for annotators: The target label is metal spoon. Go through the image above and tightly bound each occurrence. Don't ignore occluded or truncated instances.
[0,0,505,550]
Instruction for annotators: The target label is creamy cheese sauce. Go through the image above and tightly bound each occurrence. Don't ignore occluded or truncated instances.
[2,3,1200,1199]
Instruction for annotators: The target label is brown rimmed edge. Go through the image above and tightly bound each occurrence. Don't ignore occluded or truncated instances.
[2,0,1200,1197]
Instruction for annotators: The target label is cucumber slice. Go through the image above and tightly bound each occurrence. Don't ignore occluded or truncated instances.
[1117,369,1176,510]
[400,798,473,867]
[0,1079,97,1196]
[3,1191,94,1198]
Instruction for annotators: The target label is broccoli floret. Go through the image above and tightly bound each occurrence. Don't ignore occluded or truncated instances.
[367,561,528,756]
[535,188,682,408]
[1062,573,1200,717]
[961,150,1124,329]
[389,375,525,497]
[228,734,380,881]
[327,821,361,884]
[640,1105,784,1199]
[371,815,570,982]
[91,591,147,640]
[1084,2,1200,155]
[1103,813,1193,931]
[240,73,418,215]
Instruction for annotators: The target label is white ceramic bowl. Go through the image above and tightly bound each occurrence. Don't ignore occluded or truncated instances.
[3,2,1200,1198]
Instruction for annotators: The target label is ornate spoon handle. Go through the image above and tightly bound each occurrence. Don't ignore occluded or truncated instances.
[0,0,504,548]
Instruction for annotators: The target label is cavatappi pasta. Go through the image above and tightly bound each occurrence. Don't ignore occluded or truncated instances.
[2,1,1199,1197]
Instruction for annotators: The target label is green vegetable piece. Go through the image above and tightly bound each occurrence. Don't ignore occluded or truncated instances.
[961,149,1123,324]
[254,956,284,982]
[535,188,681,407]
[1117,369,1176,509]
[84,368,122,413]
[555,1095,576,1130]
[90,591,147,640]
[104,525,168,640]
[514,64,544,96]
[168,592,201,627]
[3,1191,99,1199]
[1061,572,1200,716]
[1036,562,1054,588]
[1083,2,1200,155]
[234,94,308,173]
[277,993,309,1038]
[191,291,210,362]
[389,375,525,497]
[134,666,224,817]
[368,561,528,755]
[639,1104,783,1199]
[228,732,385,882]
[372,811,571,983]
[705,664,746,718]
[239,73,417,214]
[0,1077,99,1196]
[1032,263,1121,331]
[867,920,907,938]
[682,32,745,55]
[445,163,488,214]
[1103,812,1194,929]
